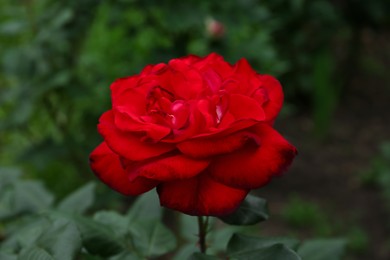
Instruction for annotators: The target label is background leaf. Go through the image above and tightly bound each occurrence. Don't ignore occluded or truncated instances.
[229,244,301,260]
[57,182,95,214]
[127,191,162,222]
[129,220,177,258]
[219,195,269,225]
[72,215,124,257]
[34,217,82,260]
[18,247,54,260]
[93,210,129,238]
[188,252,219,260]
[297,239,346,260]
[227,233,299,255]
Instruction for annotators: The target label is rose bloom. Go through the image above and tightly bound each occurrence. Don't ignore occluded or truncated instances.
[90,53,297,216]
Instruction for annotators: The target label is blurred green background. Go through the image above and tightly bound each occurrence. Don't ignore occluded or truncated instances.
[0,0,389,259]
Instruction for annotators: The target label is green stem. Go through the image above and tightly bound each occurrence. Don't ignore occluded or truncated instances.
[197,216,209,254]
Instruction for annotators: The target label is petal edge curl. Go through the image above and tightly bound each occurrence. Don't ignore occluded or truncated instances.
[89,142,158,196]
[209,124,297,190]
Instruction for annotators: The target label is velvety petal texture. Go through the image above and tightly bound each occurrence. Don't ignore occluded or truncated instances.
[90,142,158,196]
[89,53,297,216]
[209,124,297,190]
[157,173,249,216]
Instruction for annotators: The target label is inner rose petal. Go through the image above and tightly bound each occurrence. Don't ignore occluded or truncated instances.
[252,87,270,106]
[171,101,190,129]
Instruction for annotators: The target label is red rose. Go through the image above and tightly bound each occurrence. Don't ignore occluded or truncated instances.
[90,53,297,216]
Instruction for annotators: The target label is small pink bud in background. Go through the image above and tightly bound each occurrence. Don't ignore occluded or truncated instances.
[205,18,225,39]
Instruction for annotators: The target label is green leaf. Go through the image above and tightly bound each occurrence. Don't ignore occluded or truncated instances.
[227,233,300,255]
[0,218,47,251]
[0,180,53,220]
[18,247,54,260]
[73,216,124,257]
[127,191,162,222]
[109,252,140,260]
[209,226,257,253]
[0,189,16,220]
[173,244,198,260]
[229,244,301,260]
[188,252,219,260]
[13,181,54,214]
[179,214,201,242]
[57,182,95,214]
[219,195,269,225]
[0,251,17,260]
[35,217,82,260]
[297,239,346,260]
[1,216,82,260]
[93,210,129,237]
[129,219,176,258]
[0,21,27,35]
[0,167,22,189]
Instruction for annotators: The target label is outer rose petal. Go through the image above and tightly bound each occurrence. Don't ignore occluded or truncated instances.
[192,53,234,79]
[98,110,175,160]
[157,173,249,216]
[122,154,210,181]
[177,131,259,158]
[227,58,258,95]
[89,142,158,196]
[258,75,284,122]
[209,124,297,189]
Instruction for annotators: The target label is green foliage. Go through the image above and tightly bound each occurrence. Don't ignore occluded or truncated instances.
[282,195,334,236]
[312,49,338,138]
[0,167,54,220]
[219,194,269,225]
[57,182,95,214]
[346,227,369,253]
[360,141,390,224]
[297,239,346,260]
[0,169,347,259]
[191,233,346,260]
[227,234,300,254]
[0,169,177,259]
[360,141,390,190]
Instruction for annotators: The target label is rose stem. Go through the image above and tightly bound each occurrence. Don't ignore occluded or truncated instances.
[197,216,209,254]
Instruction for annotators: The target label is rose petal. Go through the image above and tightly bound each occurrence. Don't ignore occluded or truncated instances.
[114,108,171,141]
[98,110,175,160]
[177,131,259,158]
[89,142,158,196]
[228,94,266,121]
[230,58,257,94]
[159,60,204,100]
[257,75,284,122]
[110,76,140,103]
[209,124,297,189]
[193,53,234,78]
[178,54,202,65]
[157,173,249,216]
[123,154,210,181]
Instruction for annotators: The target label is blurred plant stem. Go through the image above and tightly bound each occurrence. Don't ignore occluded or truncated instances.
[197,216,209,254]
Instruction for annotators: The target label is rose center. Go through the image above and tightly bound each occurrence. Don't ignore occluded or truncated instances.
[146,86,189,129]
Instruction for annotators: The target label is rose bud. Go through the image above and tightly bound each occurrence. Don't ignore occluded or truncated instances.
[205,18,225,39]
